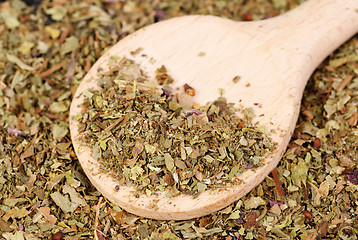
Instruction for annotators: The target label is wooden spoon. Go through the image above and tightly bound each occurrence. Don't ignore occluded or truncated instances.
[70,0,358,220]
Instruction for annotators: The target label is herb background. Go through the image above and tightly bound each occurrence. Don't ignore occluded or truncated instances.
[0,0,357,239]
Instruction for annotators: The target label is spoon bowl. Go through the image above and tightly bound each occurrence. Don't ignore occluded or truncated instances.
[70,0,358,220]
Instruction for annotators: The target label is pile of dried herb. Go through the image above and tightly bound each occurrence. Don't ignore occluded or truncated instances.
[1,0,358,239]
[77,57,273,195]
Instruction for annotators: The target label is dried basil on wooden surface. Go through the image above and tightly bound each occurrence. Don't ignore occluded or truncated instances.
[0,0,357,239]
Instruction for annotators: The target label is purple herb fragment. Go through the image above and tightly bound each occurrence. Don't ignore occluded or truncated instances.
[244,163,254,169]
[268,200,284,207]
[154,7,165,22]
[117,31,129,41]
[346,169,358,184]
[19,224,25,232]
[235,233,241,240]
[161,88,171,98]
[95,229,105,240]
[7,127,28,137]
[234,212,246,225]
[184,109,203,117]
[65,58,77,84]
[107,25,116,35]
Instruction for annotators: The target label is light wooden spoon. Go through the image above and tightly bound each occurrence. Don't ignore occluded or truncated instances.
[70,0,358,220]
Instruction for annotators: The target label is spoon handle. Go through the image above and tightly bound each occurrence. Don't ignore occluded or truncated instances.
[280,0,358,68]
